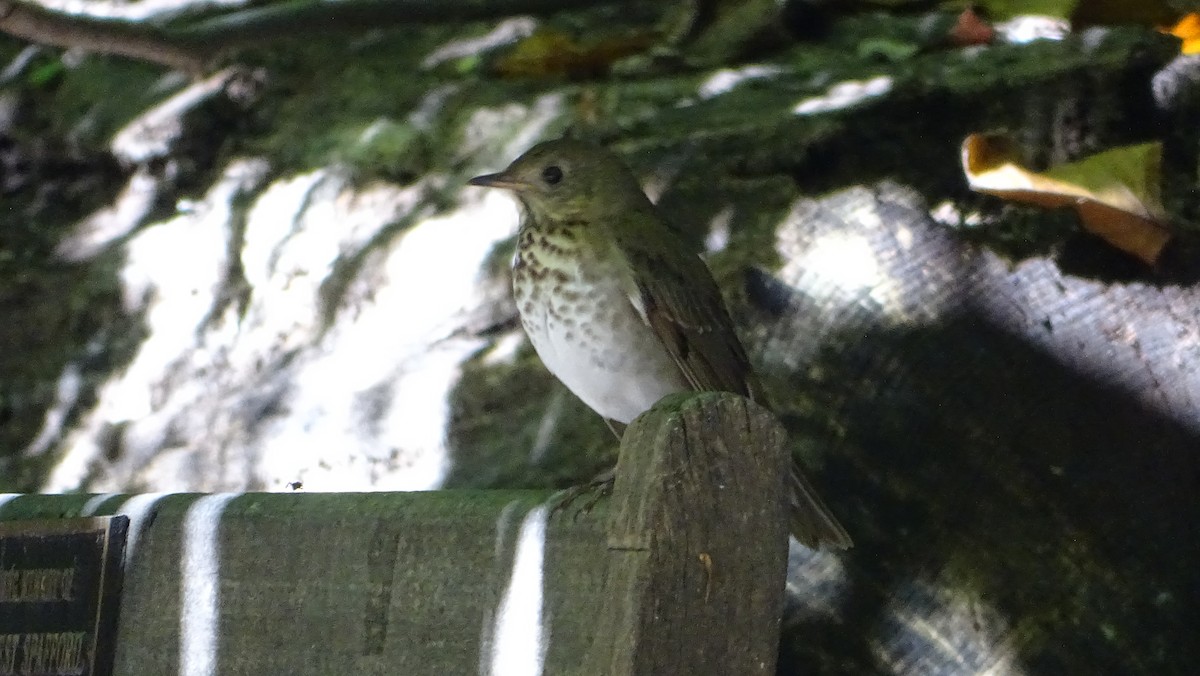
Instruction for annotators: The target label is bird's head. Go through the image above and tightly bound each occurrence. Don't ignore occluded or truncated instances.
[469,139,650,223]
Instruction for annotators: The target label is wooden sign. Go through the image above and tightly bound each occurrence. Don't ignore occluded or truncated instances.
[0,517,128,676]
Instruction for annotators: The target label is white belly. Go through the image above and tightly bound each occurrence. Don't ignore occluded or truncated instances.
[515,268,687,424]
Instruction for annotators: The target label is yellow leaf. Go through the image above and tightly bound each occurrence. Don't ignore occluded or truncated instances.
[1165,13,1200,54]
[961,134,1171,265]
[493,28,653,79]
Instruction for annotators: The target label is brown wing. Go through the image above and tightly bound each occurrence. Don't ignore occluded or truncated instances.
[617,229,852,549]
[633,256,851,548]
[626,245,764,401]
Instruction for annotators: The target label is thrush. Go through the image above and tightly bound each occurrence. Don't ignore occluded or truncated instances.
[469,138,851,549]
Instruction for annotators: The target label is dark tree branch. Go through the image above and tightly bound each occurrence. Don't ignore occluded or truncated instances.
[0,0,209,73]
[0,0,627,73]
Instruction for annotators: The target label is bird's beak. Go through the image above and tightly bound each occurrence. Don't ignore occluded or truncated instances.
[468,171,529,191]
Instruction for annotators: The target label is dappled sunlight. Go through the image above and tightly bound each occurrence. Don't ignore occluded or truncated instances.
[79,492,119,515]
[53,69,237,261]
[19,362,82,459]
[528,390,567,465]
[930,200,989,229]
[785,539,852,622]
[45,158,266,491]
[56,168,159,261]
[0,2,1189,672]
[36,0,248,21]
[237,169,339,334]
[872,581,1026,676]
[790,233,884,299]
[697,64,782,100]
[180,493,240,676]
[793,76,892,116]
[44,68,229,262]
[112,493,172,560]
[704,205,734,253]
[29,90,564,495]
[460,94,565,171]
[110,69,234,164]
[769,186,959,338]
[487,504,549,676]
[421,17,537,70]
[481,330,526,367]
[777,222,901,326]
[970,255,1200,435]
[252,185,519,491]
[996,16,1070,44]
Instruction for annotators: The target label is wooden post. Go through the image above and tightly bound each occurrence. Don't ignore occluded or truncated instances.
[582,391,791,675]
[0,392,790,675]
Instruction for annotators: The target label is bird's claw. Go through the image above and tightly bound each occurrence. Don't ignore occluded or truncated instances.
[551,468,615,520]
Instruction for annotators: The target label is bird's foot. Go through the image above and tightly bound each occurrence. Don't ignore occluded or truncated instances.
[551,467,615,519]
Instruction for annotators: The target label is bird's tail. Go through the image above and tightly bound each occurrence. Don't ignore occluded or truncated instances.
[787,464,852,550]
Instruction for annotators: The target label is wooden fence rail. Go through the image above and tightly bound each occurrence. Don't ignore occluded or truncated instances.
[0,391,790,675]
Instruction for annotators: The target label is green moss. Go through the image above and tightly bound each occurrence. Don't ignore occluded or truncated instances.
[232,25,531,174]
[0,248,137,491]
[0,63,135,487]
[0,489,553,521]
[335,118,431,183]
[0,47,170,153]
[445,346,614,491]
[970,0,1078,19]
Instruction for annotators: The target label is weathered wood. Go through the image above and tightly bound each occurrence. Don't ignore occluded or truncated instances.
[582,391,790,675]
[0,392,790,675]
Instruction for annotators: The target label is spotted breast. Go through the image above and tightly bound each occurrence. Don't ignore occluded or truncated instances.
[511,221,688,425]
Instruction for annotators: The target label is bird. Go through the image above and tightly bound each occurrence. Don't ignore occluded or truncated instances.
[469,138,851,549]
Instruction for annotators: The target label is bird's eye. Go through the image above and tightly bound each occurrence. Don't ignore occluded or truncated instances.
[541,165,563,185]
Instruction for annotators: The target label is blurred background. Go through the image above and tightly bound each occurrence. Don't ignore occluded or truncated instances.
[0,0,1197,673]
